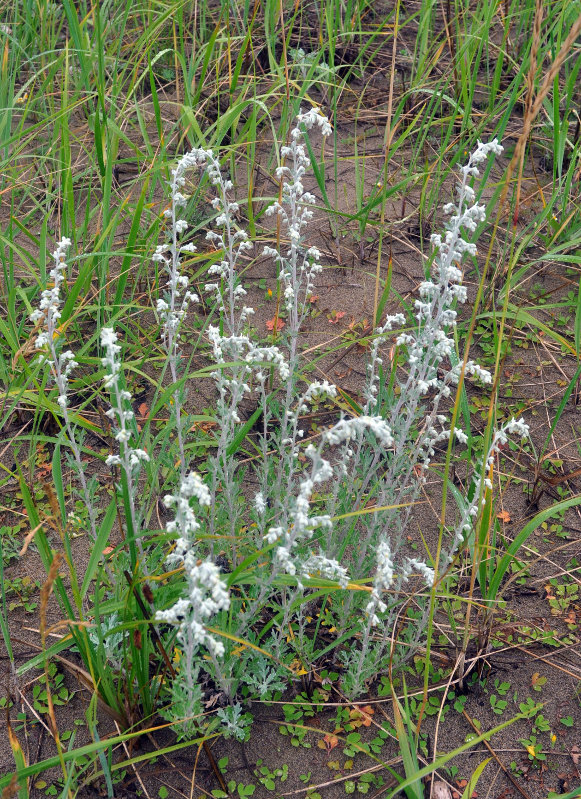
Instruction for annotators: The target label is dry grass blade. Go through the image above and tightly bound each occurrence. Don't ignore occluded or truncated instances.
[510,11,581,227]
[0,774,21,799]
[488,10,581,296]
[513,0,543,223]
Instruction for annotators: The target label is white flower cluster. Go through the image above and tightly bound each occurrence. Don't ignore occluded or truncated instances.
[171,149,254,336]
[303,380,337,402]
[254,492,267,515]
[365,541,394,626]
[446,415,529,563]
[290,380,337,422]
[402,558,436,586]
[281,380,338,442]
[266,414,395,586]
[30,239,80,409]
[154,152,201,352]
[208,325,290,378]
[381,141,506,495]
[30,237,71,343]
[157,472,229,658]
[264,109,331,341]
[206,326,290,423]
[100,328,149,470]
[365,549,436,628]
[266,443,333,579]
[324,415,394,447]
[395,142,504,402]
[301,553,349,589]
[29,239,102,544]
[156,556,230,658]
[164,471,212,565]
[364,314,406,413]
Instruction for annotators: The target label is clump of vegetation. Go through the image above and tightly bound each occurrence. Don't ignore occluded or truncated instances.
[1,0,581,796]
[16,108,528,744]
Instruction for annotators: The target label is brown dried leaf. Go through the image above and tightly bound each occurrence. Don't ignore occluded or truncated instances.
[323,733,339,751]
[265,316,285,331]
[350,705,374,726]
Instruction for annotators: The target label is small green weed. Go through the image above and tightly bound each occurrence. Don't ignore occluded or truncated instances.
[520,734,546,764]
[254,760,289,790]
[4,574,41,613]
[212,781,256,799]
[32,662,74,714]
[489,694,508,715]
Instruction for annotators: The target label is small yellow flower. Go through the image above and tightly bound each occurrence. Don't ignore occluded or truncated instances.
[289,659,308,675]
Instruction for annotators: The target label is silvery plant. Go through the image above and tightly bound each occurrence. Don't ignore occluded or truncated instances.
[150,111,528,735]
[31,108,528,742]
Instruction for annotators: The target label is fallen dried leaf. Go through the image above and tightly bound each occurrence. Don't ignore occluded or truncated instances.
[350,705,374,726]
[204,692,222,709]
[265,316,285,331]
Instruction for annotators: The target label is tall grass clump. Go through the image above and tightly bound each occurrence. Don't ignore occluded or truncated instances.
[24,106,529,745]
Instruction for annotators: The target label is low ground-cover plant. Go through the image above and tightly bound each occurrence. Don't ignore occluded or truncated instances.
[22,107,530,747]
